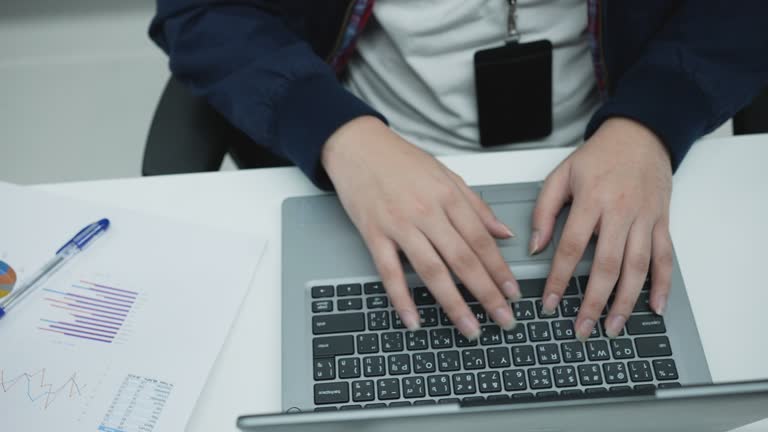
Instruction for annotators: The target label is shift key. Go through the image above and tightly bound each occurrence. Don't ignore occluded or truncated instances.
[313,313,365,335]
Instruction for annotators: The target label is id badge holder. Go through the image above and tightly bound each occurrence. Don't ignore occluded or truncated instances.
[474,1,553,147]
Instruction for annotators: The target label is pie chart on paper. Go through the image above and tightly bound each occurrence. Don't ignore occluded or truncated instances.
[0,260,16,298]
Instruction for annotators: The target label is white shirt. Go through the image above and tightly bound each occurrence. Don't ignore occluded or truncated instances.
[344,0,599,155]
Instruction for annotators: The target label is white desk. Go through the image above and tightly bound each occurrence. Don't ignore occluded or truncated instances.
[36,134,768,431]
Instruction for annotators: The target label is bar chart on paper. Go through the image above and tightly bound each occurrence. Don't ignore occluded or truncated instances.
[38,280,140,344]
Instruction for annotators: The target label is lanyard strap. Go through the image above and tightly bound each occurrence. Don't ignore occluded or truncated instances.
[506,0,520,43]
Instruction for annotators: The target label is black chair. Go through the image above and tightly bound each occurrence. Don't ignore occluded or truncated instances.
[143,77,768,175]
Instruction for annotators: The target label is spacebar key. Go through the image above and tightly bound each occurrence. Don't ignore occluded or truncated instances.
[312,313,365,335]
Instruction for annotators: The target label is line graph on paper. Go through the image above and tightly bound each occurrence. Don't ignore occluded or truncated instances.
[0,368,87,409]
[37,279,143,345]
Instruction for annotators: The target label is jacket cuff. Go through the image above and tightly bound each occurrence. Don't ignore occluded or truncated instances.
[585,63,714,172]
[276,74,387,190]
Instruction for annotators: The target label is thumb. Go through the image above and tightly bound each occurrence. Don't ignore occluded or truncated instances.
[531,162,572,255]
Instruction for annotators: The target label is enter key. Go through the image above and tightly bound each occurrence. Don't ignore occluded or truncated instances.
[626,315,667,335]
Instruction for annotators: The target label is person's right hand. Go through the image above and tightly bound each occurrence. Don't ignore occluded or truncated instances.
[322,116,522,339]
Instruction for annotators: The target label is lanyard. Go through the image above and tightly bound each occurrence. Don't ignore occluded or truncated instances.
[506,0,520,43]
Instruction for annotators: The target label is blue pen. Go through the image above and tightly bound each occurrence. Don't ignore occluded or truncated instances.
[0,218,110,319]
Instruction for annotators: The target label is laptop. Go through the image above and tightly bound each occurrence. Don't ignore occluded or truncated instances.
[238,182,766,431]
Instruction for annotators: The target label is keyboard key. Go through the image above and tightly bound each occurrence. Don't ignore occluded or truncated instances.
[364,403,387,409]
[512,345,535,366]
[338,298,363,311]
[313,335,355,358]
[366,296,388,309]
[462,349,487,370]
[503,326,526,344]
[658,382,682,389]
[633,291,652,313]
[313,313,365,335]
[560,341,586,363]
[352,380,375,402]
[364,281,385,294]
[536,343,560,364]
[611,338,636,359]
[514,301,536,321]
[519,279,546,298]
[503,369,527,391]
[438,351,461,371]
[438,398,460,404]
[403,376,426,398]
[603,362,628,384]
[367,311,390,331]
[480,325,503,345]
[312,300,333,313]
[536,300,560,318]
[428,375,451,397]
[652,359,679,381]
[589,326,601,339]
[462,396,485,403]
[314,406,337,412]
[576,276,589,292]
[600,317,625,336]
[536,391,559,398]
[337,283,362,296]
[388,354,411,375]
[377,378,401,400]
[626,315,666,335]
[391,311,405,329]
[452,373,477,395]
[552,320,576,340]
[512,393,535,400]
[312,285,334,298]
[470,304,488,323]
[413,352,437,373]
[527,367,552,389]
[357,333,379,354]
[635,336,672,358]
[528,321,551,341]
[553,366,578,388]
[314,382,349,404]
[363,356,386,377]
[487,347,512,368]
[565,278,579,295]
[585,387,608,395]
[314,359,335,381]
[578,364,603,386]
[339,405,362,410]
[430,328,453,349]
[414,400,437,406]
[478,371,503,393]
[458,285,477,302]
[338,357,361,379]
[586,340,611,361]
[439,308,452,326]
[390,402,411,408]
[413,287,436,305]
[454,329,478,347]
[406,330,429,350]
[418,308,439,327]
[487,394,510,401]
[381,332,404,352]
[561,389,583,397]
[560,297,581,317]
[628,360,653,382]
[634,384,656,392]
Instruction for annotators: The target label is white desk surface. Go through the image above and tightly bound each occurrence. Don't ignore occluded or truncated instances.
[36,134,768,431]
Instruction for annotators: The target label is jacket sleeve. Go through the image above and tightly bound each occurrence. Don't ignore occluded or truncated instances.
[585,1,768,171]
[149,0,385,190]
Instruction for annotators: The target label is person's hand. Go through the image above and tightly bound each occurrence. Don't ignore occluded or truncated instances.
[531,117,673,341]
[322,116,521,338]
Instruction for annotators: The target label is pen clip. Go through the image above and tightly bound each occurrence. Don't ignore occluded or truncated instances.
[56,219,110,254]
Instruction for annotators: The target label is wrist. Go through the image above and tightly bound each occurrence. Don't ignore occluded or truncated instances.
[321,115,390,175]
[599,117,672,168]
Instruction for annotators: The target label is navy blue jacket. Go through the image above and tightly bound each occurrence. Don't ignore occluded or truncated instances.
[150,1,768,189]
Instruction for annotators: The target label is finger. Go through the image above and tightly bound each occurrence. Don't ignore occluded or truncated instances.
[447,170,514,239]
[650,219,673,315]
[530,162,572,255]
[541,203,599,315]
[395,229,480,339]
[576,216,633,341]
[422,212,517,330]
[366,234,420,330]
[605,220,652,338]
[442,193,521,302]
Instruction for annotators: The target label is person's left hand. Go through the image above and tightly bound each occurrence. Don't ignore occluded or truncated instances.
[531,117,673,341]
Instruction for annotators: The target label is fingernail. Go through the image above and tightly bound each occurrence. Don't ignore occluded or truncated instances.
[502,223,516,238]
[457,316,481,340]
[605,314,626,339]
[576,319,596,342]
[502,281,522,302]
[542,293,559,315]
[493,306,517,331]
[400,310,421,331]
[529,230,540,256]
[655,294,667,316]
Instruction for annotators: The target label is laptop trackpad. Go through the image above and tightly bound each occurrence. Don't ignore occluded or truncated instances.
[490,201,555,262]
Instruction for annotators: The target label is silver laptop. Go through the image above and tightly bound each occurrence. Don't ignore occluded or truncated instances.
[238,182,766,430]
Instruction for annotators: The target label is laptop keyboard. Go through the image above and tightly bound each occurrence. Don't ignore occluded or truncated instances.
[310,277,680,411]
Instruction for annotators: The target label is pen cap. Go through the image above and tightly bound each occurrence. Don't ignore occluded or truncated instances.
[56,218,111,254]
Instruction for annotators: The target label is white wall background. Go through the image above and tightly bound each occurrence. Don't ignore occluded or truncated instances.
[0,0,733,185]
